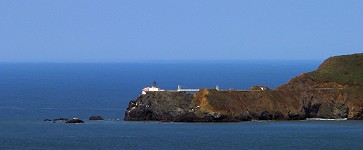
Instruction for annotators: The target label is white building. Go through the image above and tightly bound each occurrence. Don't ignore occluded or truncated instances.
[141,81,164,95]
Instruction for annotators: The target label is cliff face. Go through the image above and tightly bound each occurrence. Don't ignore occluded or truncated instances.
[124,53,363,122]
[124,91,195,121]
[192,88,363,121]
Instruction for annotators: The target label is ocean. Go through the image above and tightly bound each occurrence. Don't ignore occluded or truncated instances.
[1,61,363,149]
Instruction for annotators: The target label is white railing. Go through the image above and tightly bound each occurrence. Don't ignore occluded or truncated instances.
[177,85,200,92]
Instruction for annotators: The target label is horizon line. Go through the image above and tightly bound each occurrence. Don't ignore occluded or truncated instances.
[0,58,324,64]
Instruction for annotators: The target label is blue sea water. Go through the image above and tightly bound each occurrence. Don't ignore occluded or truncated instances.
[1,61,363,149]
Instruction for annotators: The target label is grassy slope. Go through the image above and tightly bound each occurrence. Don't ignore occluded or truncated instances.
[306,53,363,86]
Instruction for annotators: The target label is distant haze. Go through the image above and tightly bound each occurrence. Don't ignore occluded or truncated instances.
[0,1,362,62]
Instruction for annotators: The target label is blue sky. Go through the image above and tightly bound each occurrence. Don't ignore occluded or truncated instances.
[0,1,362,62]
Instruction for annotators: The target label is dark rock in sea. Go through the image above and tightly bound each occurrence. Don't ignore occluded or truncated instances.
[43,119,52,121]
[124,53,363,122]
[65,118,84,123]
[89,116,104,120]
[53,118,69,121]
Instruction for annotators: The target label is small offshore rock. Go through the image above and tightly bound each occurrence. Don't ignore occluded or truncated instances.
[43,119,52,121]
[89,116,104,120]
[53,118,69,121]
[65,118,84,123]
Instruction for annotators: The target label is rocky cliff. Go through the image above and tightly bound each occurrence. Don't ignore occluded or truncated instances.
[124,91,197,121]
[124,53,363,122]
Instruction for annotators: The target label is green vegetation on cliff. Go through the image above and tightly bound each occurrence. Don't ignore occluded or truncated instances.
[306,53,363,86]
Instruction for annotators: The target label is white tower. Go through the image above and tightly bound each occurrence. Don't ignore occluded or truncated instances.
[216,85,220,91]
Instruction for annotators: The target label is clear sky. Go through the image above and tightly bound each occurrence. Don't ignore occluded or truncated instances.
[0,1,362,62]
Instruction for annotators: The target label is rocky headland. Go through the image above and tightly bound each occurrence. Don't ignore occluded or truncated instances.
[124,53,363,122]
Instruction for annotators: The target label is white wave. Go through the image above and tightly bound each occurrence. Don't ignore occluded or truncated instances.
[306,118,347,121]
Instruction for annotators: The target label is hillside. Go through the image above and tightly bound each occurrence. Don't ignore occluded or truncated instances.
[278,53,363,90]
[307,53,363,86]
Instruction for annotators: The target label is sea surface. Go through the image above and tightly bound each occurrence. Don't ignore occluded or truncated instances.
[1,61,363,149]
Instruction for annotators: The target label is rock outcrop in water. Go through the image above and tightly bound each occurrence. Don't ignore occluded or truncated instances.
[89,116,104,120]
[65,118,84,123]
[124,53,363,122]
